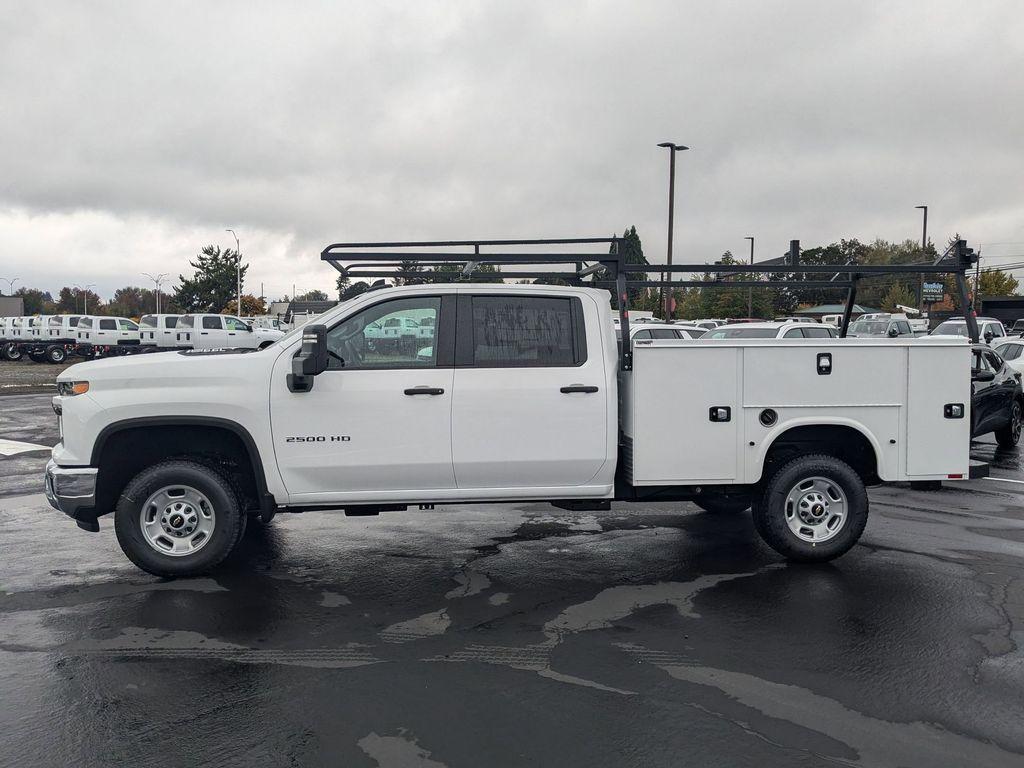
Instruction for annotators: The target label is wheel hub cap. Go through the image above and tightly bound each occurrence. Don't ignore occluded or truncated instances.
[140,485,216,556]
[785,477,848,543]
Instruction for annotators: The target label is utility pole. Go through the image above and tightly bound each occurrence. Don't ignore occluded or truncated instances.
[915,205,928,310]
[142,273,168,314]
[744,237,755,317]
[656,142,689,320]
[226,229,241,314]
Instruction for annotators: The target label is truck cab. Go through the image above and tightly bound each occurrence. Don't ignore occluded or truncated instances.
[139,314,184,349]
[176,314,284,350]
[76,316,141,356]
[21,315,84,363]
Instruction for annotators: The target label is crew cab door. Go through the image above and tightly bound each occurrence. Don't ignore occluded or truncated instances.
[197,315,226,348]
[224,316,255,348]
[270,294,456,500]
[450,292,609,490]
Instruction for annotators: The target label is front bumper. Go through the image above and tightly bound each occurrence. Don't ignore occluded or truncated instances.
[45,459,100,531]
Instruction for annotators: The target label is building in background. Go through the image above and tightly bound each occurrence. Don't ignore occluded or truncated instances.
[0,296,25,317]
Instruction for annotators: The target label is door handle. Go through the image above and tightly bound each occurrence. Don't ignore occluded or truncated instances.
[560,385,599,394]
[404,387,445,396]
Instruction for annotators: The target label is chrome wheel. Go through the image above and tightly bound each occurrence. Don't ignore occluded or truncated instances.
[139,485,216,556]
[784,476,847,543]
[1012,403,1022,444]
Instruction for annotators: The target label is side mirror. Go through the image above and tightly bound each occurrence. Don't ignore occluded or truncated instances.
[288,324,329,392]
[972,369,995,383]
[887,327,899,337]
[245,324,254,333]
[984,331,994,343]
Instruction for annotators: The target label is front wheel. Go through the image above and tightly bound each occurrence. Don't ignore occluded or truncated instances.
[752,454,868,563]
[114,460,245,577]
[995,400,1022,448]
[46,345,68,364]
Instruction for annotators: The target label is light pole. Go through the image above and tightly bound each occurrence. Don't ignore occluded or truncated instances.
[657,142,689,320]
[915,205,928,310]
[226,229,241,315]
[75,284,97,314]
[142,272,168,314]
[0,277,19,295]
[744,237,755,317]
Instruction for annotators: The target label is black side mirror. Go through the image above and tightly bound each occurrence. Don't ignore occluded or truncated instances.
[288,324,329,392]
[887,327,899,337]
[984,331,994,343]
[972,369,995,383]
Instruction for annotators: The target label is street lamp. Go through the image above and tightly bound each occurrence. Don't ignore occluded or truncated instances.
[744,237,755,317]
[142,272,168,314]
[226,229,241,315]
[915,205,928,310]
[75,284,97,314]
[657,142,689,320]
[0,277,19,295]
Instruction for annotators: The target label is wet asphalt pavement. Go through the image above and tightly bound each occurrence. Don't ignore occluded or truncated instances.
[2,393,1024,767]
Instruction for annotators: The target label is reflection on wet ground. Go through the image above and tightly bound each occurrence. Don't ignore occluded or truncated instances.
[2,395,1024,766]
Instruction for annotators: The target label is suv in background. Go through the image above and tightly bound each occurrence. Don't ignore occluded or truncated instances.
[848,315,914,339]
[931,317,1007,345]
[702,321,837,339]
[1009,319,1024,336]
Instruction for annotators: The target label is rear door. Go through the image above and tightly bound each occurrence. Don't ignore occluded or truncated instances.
[450,292,608,490]
[198,315,225,349]
[96,318,118,345]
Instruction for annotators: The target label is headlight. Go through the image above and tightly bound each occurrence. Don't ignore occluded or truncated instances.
[56,381,89,396]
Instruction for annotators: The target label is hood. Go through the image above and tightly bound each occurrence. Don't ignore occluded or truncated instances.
[56,346,277,389]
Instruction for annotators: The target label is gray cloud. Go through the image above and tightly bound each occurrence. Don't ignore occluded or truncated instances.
[1,0,1023,299]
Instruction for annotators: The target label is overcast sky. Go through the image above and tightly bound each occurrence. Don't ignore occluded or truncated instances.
[2,0,1022,301]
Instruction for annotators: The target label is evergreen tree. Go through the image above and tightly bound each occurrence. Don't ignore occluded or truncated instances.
[172,246,247,313]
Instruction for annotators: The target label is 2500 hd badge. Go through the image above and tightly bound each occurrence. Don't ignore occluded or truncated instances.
[285,435,351,443]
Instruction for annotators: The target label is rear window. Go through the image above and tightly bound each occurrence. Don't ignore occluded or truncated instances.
[179,315,194,328]
[99,319,117,330]
[932,322,969,337]
[705,327,779,339]
[140,315,157,328]
[165,316,179,329]
[850,320,888,335]
[202,316,222,330]
[469,296,583,367]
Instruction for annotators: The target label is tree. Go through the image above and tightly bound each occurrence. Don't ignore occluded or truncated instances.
[335,274,350,300]
[172,245,247,313]
[610,226,649,310]
[880,282,917,312]
[395,260,426,285]
[14,287,55,315]
[222,295,268,316]
[978,269,1019,299]
[294,289,328,302]
[107,286,155,318]
[340,281,371,300]
[429,263,503,282]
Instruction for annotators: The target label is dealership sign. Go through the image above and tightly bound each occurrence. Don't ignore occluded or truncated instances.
[922,281,945,303]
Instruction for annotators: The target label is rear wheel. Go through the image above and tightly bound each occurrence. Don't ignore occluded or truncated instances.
[46,345,68,364]
[2,343,22,361]
[995,400,1022,448]
[114,460,245,577]
[28,350,47,363]
[752,454,868,562]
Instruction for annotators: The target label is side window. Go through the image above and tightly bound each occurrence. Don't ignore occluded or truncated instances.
[202,316,223,330]
[783,328,804,338]
[326,297,441,370]
[984,351,1004,372]
[165,317,178,329]
[802,326,832,338]
[469,296,581,367]
[68,317,80,327]
[896,321,912,334]
[119,319,138,331]
[651,329,679,339]
[974,350,991,372]
[998,344,1019,361]
[99,319,117,330]
[224,317,249,331]
[632,329,652,340]
[990,324,1004,338]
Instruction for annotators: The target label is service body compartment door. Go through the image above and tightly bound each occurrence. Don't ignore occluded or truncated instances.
[906,345,971,476]
[629,345,740,483]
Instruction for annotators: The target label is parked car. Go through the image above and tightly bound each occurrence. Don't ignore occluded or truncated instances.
[702,321,837,339]
[139,314,185,350]
[848,316,914,339]
[993,338,1024,376]
[1010,319,1024,336]
[46,279,978,577]
[617,322,703,342]
[774,316,817,323]
[971,344,1022,447]
[930,317,1007,345]
[176,314,285,351]
[76,316,141,356]
[23,315,85,363]
[690,318,727,330]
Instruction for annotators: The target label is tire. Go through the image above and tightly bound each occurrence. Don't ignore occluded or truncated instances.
[752,454,868,563]
[995,399,1022,449]
[694,496,751,514]
[2,343,22,361]
[28,350,47,363]
[46,345,67,364]
[114,459,245,577]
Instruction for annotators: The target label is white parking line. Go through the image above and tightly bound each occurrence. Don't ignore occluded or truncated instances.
[984,476,1024,485]
[0,439,51,456]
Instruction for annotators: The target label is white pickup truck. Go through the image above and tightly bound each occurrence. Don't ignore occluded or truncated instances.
[46,282,982,577]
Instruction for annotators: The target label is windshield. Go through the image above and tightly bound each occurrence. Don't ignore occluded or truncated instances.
[850,321,888,335]
[704,327,779,339]
[932,322,969,337]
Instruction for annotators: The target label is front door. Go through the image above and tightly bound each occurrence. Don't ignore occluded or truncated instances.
[224,316,254,348]
[972,349,1000,435]
[450,293,608,490]
[270,294,456,501]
